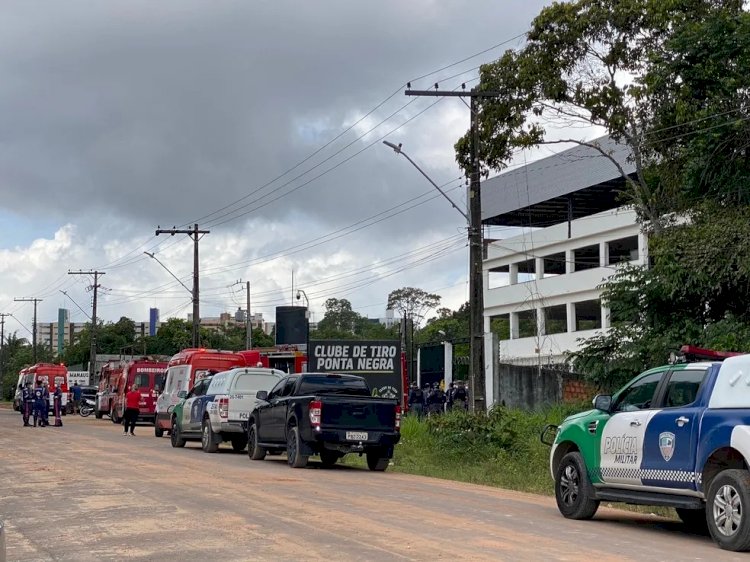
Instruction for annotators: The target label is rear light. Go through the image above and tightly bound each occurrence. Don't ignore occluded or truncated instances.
[395,405,402,432]
[218,397,229,419]
[309,400,322,430]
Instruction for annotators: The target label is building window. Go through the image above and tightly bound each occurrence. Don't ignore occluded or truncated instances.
[488,264,509,289]
[516,258,536,281]
[543,252,565,276]
[608,236,639,265]
[574,245,600,271]
[544,305,567,335]
[575,300,602,331]
[490,314,510,340]
[518,309,537,338]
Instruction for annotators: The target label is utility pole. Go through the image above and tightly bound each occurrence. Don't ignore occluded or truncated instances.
[155,224,210,347]
[68,270,104,382]
[246,281,252,350]
[405,85,499,412]
[14,297,42,363]
[0,312,9,397]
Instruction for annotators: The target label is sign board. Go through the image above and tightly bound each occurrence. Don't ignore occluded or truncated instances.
[308,340,401,400]
[67,371,90,386]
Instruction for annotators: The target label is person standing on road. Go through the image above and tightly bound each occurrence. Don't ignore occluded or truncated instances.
[41,382,51,427]
[32,382,46,427]
[71,382,82,414]
[20,384,31,426]
[123,384,140,436]
[53,384,64,427]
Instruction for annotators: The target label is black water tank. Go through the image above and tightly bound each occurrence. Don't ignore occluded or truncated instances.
[275,306,308,345]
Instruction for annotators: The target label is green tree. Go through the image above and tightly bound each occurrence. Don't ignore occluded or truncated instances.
[387,287,441,328]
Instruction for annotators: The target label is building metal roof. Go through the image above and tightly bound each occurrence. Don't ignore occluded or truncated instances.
[481,136,635,227]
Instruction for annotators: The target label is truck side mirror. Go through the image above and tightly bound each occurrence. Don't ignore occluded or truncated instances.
[256,390,268,401]
[177,390,187,400]
[593,394,612,412]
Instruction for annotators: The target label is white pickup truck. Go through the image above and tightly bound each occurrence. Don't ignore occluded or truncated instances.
[170,367,285,453]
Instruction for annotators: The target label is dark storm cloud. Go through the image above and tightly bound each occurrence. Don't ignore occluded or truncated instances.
[0,0,549,236]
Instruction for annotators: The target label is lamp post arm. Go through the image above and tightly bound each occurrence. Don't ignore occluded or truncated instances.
[143,252,193,297]
[383,141,470,224]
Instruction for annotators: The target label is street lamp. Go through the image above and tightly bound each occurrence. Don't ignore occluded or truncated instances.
[296,290,310,371]
[383,140,484,412]
[144,251,199,347]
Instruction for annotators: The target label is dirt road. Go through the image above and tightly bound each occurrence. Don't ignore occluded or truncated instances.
[0,409,744,561]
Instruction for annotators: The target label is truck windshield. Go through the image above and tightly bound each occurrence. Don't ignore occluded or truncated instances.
[299,376,371,396]
[234,373,279,393]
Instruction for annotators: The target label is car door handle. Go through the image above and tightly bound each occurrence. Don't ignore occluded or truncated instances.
[629,419,642,427]
[676,416,690,427]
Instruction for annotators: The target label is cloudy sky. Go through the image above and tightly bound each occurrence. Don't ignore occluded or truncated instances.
[0,0,553,337]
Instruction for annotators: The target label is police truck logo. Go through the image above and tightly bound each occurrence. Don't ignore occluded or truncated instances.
[659,432,675,462]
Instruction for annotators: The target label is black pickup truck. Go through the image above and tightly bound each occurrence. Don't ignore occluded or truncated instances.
[247,373,401,471]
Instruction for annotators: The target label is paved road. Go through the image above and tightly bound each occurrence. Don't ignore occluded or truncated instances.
[0,409,744,561]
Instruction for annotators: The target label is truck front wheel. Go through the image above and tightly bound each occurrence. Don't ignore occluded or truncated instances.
[707,469,750,551]
[155,424,164,438]
[555,451,599,520]
[286,426,308,468]
[201,419,220,453]
[247,423,266,460]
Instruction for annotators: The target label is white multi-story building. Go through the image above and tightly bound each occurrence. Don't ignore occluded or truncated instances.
[481,136,642,367]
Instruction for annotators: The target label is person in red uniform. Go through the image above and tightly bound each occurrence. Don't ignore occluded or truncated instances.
[123,384,141,436]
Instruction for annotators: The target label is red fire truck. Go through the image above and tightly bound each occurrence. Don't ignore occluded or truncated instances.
[154,348,247,437]
[13,363,69,414]
[110,358,168,424]
[252,345,307,374]
[95,360,124,419]
[96,357,168,423]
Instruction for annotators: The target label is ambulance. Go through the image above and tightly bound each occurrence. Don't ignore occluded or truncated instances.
[14,363,69,414]
[154,348,246,437]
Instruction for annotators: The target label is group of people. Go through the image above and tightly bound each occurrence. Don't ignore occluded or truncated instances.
[18,381,64,427]
[407,380,470,417]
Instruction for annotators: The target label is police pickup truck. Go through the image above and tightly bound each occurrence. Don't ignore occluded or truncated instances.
[247,373,401,471]
[169,367,284,453]
[543,353,750,551]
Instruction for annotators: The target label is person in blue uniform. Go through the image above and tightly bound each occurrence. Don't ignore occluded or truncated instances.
[33,382,46,427]
[41,383,51,427]
[23,383,33,426]
[19,385,29,426]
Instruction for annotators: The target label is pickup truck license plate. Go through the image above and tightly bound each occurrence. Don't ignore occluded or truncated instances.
[346,431,368,441]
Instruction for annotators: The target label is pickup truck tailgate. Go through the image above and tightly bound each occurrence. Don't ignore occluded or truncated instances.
[227,393,260,422]
[319,396,397,432]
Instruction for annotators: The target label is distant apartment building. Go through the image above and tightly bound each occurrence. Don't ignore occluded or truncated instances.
[481,137,644,369]
[36,309,160,354]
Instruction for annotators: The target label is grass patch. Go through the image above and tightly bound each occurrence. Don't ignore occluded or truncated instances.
[344,404,675,518]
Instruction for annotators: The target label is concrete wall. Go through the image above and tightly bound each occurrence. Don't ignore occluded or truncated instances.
[493,363,595,410]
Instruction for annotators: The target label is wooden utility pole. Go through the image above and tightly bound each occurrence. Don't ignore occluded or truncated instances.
[155,224,210,347]
[405,85,498,411]
[68,270,104,381]
[14,297,42,363]
[0,312,9,397]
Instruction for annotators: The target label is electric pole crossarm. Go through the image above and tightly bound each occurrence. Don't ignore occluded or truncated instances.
[405,89,502,98]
